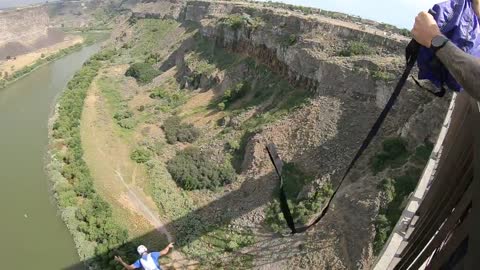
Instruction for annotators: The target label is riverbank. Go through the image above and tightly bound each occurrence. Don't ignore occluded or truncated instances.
[46,48,137,268]
[0,31,108,89]
[0,34,83,74]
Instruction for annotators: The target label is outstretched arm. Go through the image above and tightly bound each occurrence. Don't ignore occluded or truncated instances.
[114,256,136,270]
[435,42,480,102]
[160,243,174,256]
[412,11,480,102]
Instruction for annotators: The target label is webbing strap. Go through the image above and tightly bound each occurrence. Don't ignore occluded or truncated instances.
[411,76,447,97]
[267,40,421,234]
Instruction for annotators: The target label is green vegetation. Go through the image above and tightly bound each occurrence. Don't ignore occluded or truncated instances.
[373,141,433,254]
[114,109,135,129]
[49,50,133,268]
[162,116,200,144]
[372,70,396,81]
[185,52,217,77]
[216,82,250,110]
[412,142,434,164]
[373,167,422,254]
[130,148,152,163]
[261,1,315,15]
[220,14,248,30]
[125,62,161,84]
[167,147,236,190]
[129,19,179,61]
[0,35,112,89]
[97,77,136,130]
[265,163,334,233]
[149,86,188,111]
[339,41,374,56]
[0,43,85,88]
[279,34,298,48]
[371,138,409,174]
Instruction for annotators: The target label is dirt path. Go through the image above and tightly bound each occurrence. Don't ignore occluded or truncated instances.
[114,169,173,241]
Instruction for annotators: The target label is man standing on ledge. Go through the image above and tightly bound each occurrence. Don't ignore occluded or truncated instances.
[114,243,174,270]
[411,3,480,102]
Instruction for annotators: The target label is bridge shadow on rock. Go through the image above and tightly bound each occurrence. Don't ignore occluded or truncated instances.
[64,171,335,270]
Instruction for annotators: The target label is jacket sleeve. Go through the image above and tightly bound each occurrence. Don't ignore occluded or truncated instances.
[436,41,480,102]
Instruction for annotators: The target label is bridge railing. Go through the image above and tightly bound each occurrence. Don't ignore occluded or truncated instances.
[374,94,479,270]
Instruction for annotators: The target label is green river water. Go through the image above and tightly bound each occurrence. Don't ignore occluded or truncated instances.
[0,43,103,269]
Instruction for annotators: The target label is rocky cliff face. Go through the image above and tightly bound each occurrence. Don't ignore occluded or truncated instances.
[0,5,67,58]
[0,6,49,47]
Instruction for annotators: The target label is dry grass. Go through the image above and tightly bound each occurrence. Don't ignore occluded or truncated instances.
[80,71,167,242]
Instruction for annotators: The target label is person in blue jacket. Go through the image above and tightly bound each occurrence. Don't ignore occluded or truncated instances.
[412,0,480,102]
[114,243,174,270]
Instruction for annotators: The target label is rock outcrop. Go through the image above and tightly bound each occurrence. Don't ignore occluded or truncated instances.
[0,5,66,59]
[0,6,49,47]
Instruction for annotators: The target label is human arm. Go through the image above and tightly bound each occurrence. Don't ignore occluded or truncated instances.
[114,255,136,270]
[159,242,174,256]
[412,11,480,102]
[436,42,480,102]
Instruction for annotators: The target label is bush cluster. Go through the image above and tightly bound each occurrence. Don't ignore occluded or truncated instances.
[264,163,334,233]
[373,142,433,254]
[125,62,160,84]
[217,82,250,110]
[220,14,248,30]
[51,50,131,268]
[371,137,409,174]
[130,148,152,163]
[149,87,187,110]
[373,167,422,254]
[279,34,298,48]
[185,52,216,77]
[372,70,395,81]
[162,116,200,144]
[113,107,135,129]
[339,41,374,56]
[167,147,236,190]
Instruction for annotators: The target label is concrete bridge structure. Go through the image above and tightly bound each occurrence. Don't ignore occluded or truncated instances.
[374,93,480,270]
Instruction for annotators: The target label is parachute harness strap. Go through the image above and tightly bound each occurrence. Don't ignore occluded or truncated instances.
[266,40,421,235]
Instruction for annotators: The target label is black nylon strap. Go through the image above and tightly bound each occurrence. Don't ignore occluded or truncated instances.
[411,76,447,97]
[267,40,421,234]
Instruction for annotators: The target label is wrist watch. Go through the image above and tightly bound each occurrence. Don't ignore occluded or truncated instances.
[431,35,449,53]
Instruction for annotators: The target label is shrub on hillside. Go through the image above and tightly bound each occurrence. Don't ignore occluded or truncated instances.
[167,147,236,190]
[125,62,160,84]
[221,14,247,30]
[216,82,250,110]
[149,87,187,110]
[374,166,423,254]
[412,142,434,164]
[162,116,200,144]
[372,70,395,81]
[264,163,334,232]
[130,148,152,163]
[339,41,374,56]
[114,109,135,129]
[371,137,409,174]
